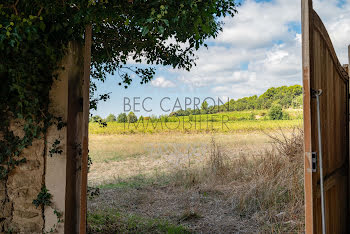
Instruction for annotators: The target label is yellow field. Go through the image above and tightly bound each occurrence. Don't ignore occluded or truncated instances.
[90,119,303,134]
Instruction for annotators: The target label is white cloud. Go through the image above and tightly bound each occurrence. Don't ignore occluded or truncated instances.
[214,0,300,48]
[173,0,349,99]
[314,0,350,63]
[151,76,176,88]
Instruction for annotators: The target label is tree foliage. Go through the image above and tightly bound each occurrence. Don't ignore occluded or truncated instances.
[268,104,283,120]
[117,113,128,123]
[90,0,238,87]
[229,85,302,111]
[201,101,208,111]
[90,115,103,123]
[105,114,117,122]
[127,112,138,123]
[171,85,303,117]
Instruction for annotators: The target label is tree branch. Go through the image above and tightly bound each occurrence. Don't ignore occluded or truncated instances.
[37,7,44,16]
[12,0,19,16]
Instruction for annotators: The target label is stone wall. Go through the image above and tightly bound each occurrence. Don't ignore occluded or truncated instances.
[0,42,84,233]
[0,136,44,233]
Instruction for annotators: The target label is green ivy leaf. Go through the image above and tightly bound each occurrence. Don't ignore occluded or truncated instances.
[141,26,149,36]
[158,26,164,34]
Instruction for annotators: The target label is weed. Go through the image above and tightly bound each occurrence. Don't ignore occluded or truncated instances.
[178,211,201,222]
[87,210,192,234]
[208,136,229,177]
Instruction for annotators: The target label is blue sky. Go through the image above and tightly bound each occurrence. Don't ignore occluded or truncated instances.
[92,0,350,118]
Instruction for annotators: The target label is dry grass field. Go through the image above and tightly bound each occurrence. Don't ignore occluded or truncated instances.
[88,133,272,186]
[87,129,304,233]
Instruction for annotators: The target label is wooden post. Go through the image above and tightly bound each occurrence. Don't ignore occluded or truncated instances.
[80,24,92,234]
[348,45,350,75]
[302,0,314,233]
[348,44,350,234]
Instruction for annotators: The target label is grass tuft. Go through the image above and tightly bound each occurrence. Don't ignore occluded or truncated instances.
[87,210,192,234]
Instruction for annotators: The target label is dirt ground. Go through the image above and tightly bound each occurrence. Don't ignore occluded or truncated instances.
[88,185,260,233]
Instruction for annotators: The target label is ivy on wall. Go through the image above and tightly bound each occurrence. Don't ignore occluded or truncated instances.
[33,185,63,233]
[0,3,74,179]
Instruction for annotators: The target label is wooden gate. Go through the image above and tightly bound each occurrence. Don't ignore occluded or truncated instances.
[302,0,350,233]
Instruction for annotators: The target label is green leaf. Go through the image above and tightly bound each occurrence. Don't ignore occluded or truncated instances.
[39,22,46,31]
[141,26,149,36]
[162,19,169,27]
[158,26,164,34]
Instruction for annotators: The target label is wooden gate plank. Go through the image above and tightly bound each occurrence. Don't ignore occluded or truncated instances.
[302,0,350,233]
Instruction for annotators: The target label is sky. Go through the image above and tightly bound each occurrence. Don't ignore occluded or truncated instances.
[92,0,350,118]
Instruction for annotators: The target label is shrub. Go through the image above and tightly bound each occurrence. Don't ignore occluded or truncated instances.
[264,127,304,159]
[208,137,229,177]
[90,115,103,123]
[149,115,158,121]
[200,109,208,115]
[117,113,127,123]
[201,100,209,111]
[160,115,169,122]
[87,210,190,234]
[105,114,117,122]
[292,94,303,109]
[268,104,283,120]
[128,112,138,123]
[282,112,290,120]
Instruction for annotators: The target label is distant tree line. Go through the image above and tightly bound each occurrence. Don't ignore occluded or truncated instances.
[170,85,302,116]
[90,112,138,123]
[90,85,303,122]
